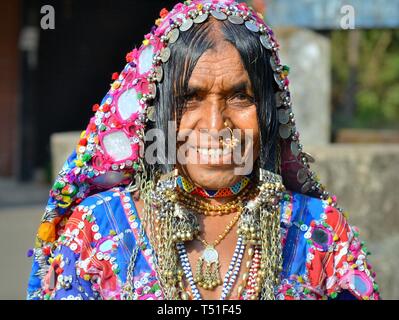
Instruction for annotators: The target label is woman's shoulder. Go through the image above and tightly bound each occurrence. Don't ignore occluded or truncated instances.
[70,186,132,222]
[280,190,350,235]
[279,191,380,300]
[58,186,135,247]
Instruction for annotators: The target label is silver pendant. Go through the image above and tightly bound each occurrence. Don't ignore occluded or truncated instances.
[168,28,180,44]
[154,66,163,82]
[302,152,315,163]
[297,168,308,184]
[245,20,259,33]
[279,124,292,139]
[211,10,227,21]
[278,109,290,124]
[180,18,194,32]
[148,83,157,99]
[146,106,156,122]
[194,13,209,24]
[228,15,244,25]
[290,141,301,157]
[203,246,219,264]
[260,34,272,50]
[160,47,171,63]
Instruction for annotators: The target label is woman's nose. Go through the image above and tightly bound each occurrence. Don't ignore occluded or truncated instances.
[198,98,226,133]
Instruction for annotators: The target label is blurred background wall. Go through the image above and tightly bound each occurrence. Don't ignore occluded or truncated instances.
[0,0,398,299]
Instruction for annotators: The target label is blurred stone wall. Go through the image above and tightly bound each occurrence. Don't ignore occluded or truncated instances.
[51,132,81,180]
[275,28,331,145]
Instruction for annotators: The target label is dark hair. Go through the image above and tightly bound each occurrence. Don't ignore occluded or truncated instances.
[151,18,278,175]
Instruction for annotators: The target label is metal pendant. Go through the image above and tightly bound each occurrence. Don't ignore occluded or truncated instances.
[278,109,290,124]
[160,47,171,63]
[244,20,259,33]
[194,12,209,24]
[203,246,219,264]
[302,152,315,163]
[179,18,194,32]
[290,141,301,157]
[228,15,244,25]
[211,10,227,20]
[279,124,292,139]
[275,92,283,107]
[168,28,180,44]
[154,66,163,82]
[297,168,308,184]
[148,83,157,99]
[260,34,272,50]
[146,106,156,122]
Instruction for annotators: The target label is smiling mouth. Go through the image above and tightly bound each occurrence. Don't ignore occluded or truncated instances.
[195,146,233,157]
[183,144,241,166]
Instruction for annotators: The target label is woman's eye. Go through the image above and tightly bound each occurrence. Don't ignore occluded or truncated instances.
[184,94,201,104]
[228,93,254,106]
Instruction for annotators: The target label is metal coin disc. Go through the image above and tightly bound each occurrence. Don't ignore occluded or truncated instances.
[245,20,259,32]
[194,12,209,24]
[154,66,163,82]
[279,124,292,139]
[211,10,227,20]
[148,83,157,99]
[303,152,315,163]
[146,106,156,122]
[203,246,219,263]
[278,109,290,124]
[260,34,272,50]
[275,92,283,107]
[168,28,180,44]
[228,15,244,24]
[290,141,301,157]
[179,18,194,32]
[297,168,308,184]
[160,47,171,63]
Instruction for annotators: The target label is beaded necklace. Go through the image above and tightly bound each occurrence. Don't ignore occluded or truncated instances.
[177,175,251,198]
[177,236,246,300]
[193,209,242,291]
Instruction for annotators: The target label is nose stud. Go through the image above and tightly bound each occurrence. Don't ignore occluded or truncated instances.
[221,121,239,149]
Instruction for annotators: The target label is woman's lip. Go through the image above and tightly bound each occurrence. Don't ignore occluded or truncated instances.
[185,146,235,165]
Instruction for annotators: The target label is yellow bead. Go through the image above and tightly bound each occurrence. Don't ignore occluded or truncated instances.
[75,159,84,167]
[237,285,244,295]
[83,274,91,281]
[142,39,150,46]
[181,292,189,300]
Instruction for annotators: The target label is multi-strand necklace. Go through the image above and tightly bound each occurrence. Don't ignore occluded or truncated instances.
[145,168,284,300]
[173,176,255,299]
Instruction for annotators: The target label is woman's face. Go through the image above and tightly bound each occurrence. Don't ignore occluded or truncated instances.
[176,41,260,189]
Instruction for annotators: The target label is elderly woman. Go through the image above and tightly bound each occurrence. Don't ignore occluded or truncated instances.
[27,0,379,300]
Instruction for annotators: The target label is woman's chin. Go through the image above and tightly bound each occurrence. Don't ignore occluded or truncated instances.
[183,166,243,189]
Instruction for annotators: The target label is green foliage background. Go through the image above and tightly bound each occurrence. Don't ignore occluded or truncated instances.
[331,29,399,130]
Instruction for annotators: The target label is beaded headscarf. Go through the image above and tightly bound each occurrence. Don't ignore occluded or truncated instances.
[31,0,335,296]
